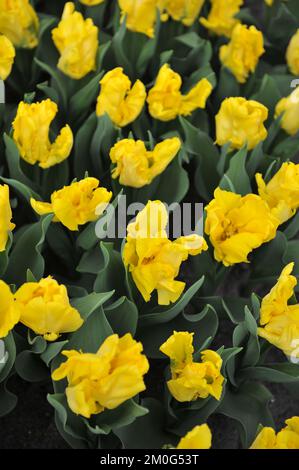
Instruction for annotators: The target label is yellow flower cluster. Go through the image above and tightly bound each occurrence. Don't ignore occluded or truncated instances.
[0,185,15,253]
[258,263,299,358]
[256,163,299,224]
[275,86,299,136]
[205,188,279,266]
[0,277,83,341]
[251,417,299,449]
[219,24,264,84]
[52,2,99,80]
[12,99,73,169]
[123,201,208,305]
[147,64,213,121]
[215,97,268,150]
[0,34,15,80]
[96,65,212,126]
[52,333,149,418]
[31,177,112,231]
[96,67,146,127]
[0,0,39,48]
[160,331,224,402]
[200,0,243,38]
[110,137,181,188]
[177,424,212,449]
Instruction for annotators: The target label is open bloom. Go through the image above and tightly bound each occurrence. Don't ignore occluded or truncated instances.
[96,67,146,127]
[52,2,99,80]
[258,263,299,358]
[147,64,212,121]
[12,99,73,169]
[15,277,83,341]
[287,29,299,76]
[177,424,212,449]
[219,24,264,84]
[215,97,268,150]
[0,281,20,338]
[123,201,208,305]
[256,163,299,224]
[0,0,39,48]
[250,417,299,449]
[199,0,243,38]
[118,0,159,37]
[0,34,15,80]
[160,331,224,402]
[52,333,149,418]
[0,185,15,253]
[30,177,112,231]
[275,86,299,136]
[205,188,279,266]
[110,137,181,188]
[161,0,205,26]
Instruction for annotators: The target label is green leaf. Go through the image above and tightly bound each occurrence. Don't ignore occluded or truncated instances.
[104,296,138,336]
[115,398,174,449]
[71,291,115,321]
[138,304,218,359]
[5,214,53,286]
[139,276,205,327]
[4,134,38,191]
[251,75,281,119]
[69,71,103,126]
[47,393,89,448]
[219,147,252,195]
[93,242,127,297]
[93,399,148,432]
[67,306,113,353]
[218,382,274,448]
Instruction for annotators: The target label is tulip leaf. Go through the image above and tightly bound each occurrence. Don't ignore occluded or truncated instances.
[219,147,252,196]
[5,214,53,286]
[218,382,274,448]
[139,276,205,327]
[104,296,138,336]
[115,398,174,449]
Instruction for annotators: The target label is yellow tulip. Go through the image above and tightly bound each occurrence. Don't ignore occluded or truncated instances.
[52,2,99,80]
[147,64,212,121]
[0,281,20,338]
[161,0,205,26]
[52,333,149,418]
[200,0,243,38]
[96,67,146,127]
[15,277,83,341]
[0,35,15,80]
[256,163,299,224]
[177,424,212,449]
[0,0,39,48]
[286,29,299,76]
[118,0,159,37]
[264,0,273,5]
[0,185,15,253]
[160,331,224,402]
[205,188,279,266]
[250,417,299,449]
[30,177,112,231]
[12,99,73,169]
[215,97,268,150]
[258,263,299,358]
[219,24,264,84]
[123,201,208,305]
[275,87,299,136]
[110,136,181,188]
[80,0,105,4]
